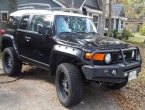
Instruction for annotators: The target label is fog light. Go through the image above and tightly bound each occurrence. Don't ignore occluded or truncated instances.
[112,70,117,76]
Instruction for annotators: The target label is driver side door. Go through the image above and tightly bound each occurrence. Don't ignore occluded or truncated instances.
[25,14,53,64]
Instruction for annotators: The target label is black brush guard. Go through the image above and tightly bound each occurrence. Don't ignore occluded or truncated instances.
[82,47,142,83]
[90,47,142,66]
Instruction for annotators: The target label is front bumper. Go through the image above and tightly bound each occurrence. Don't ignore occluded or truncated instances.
[82,61,141,83]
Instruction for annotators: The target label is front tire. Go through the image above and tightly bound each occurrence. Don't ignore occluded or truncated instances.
[55,63,83,107]
[2,47,22,76]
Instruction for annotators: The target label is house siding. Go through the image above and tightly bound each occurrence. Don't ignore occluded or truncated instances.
[84,0,101,10]
[0,0,10,11]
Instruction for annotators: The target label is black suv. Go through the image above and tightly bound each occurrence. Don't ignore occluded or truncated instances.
[1,10,142,107]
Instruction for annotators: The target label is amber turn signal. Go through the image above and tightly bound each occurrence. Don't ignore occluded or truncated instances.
[85,53,105,61]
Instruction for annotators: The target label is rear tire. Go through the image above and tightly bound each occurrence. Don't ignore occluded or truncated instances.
[55,63,83,107]
[2,47,22,76]
[106,81,127,90]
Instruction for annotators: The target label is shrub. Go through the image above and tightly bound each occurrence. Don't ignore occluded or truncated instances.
[112,29,120,39]
[139,24,145,36]
[112,29,134,40]
[122,29,134,40]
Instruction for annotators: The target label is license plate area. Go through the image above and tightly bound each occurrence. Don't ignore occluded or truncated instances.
[128,70,137,81]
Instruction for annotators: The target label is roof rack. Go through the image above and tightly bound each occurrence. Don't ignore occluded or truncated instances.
[18,3,51,10]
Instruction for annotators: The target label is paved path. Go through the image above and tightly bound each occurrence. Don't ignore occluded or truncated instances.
[0,64,121,110]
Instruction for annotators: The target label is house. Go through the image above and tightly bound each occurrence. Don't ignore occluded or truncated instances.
[105,3,127,34]
[125,17,145,33]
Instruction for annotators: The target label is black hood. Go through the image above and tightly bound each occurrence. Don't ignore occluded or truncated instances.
[56,33,129,50]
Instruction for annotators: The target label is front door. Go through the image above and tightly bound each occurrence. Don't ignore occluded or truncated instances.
[24,14,53,64]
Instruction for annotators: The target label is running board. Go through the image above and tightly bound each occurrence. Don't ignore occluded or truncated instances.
[20,55,50,70]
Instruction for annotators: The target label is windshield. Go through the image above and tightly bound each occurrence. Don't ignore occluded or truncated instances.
[56,15,97,34]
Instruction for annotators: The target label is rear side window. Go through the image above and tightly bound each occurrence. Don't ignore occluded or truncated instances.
[7,16,19,29]
[29,15,51,32]
[19,15,30,30]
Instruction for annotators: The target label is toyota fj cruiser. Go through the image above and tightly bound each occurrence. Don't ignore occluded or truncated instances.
[1,8,142,107]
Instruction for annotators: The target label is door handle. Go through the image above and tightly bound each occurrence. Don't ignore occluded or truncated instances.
[25,36,31,42]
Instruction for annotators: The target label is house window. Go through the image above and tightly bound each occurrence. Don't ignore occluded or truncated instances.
[93,15,99,29]
[1,12,8,22]
[121,20,123,29]
[105,18,109,29]
[87,13,99,30]
[89,13,93,17]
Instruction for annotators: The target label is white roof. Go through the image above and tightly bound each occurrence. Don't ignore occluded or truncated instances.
[10,10,91,18]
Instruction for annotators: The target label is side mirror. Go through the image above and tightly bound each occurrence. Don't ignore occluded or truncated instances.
[37,24,52,35]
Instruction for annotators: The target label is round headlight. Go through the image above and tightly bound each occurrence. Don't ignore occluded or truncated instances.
[105,54,112,64]
[132,51,135,59]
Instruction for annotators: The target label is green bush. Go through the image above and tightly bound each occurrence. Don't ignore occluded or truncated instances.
[122,29,134,40]
[112,29,133,40]
[112,29,120,39]
[139,24,145,35]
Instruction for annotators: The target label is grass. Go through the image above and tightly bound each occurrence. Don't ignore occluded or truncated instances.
[128,33,145,43]
[124,33,145,47]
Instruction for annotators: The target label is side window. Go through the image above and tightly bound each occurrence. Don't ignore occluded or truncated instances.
[29,15,51,32]
[7,17,19,29]
[19,15,30,30]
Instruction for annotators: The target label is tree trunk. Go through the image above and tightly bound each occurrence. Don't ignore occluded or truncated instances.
[108,0,112,37]
[100,0,106,36]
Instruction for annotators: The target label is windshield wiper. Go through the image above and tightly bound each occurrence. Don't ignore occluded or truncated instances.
[87,32,100,35]
[58,32,78,36]
[76,32,100,35]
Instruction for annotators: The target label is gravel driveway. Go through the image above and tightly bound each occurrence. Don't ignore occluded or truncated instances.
[0,62,122,110]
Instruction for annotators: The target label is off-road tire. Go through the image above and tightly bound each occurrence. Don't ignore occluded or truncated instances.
[2,47,22,76]
[55,63,83,107]
[106,81,128,90]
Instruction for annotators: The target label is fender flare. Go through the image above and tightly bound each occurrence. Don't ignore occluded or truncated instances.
[1,34,20,58]
[51,44,84,61]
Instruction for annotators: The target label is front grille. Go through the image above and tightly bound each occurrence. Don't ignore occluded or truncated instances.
[90,47,140,66]
[93,51,136,65]
[111,50,136,64]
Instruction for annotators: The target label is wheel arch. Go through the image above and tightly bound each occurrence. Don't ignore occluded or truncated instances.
[1,35,19,58]
[49,45,85,75]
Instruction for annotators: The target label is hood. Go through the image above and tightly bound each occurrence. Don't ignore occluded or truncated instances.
[56,33,128,50]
